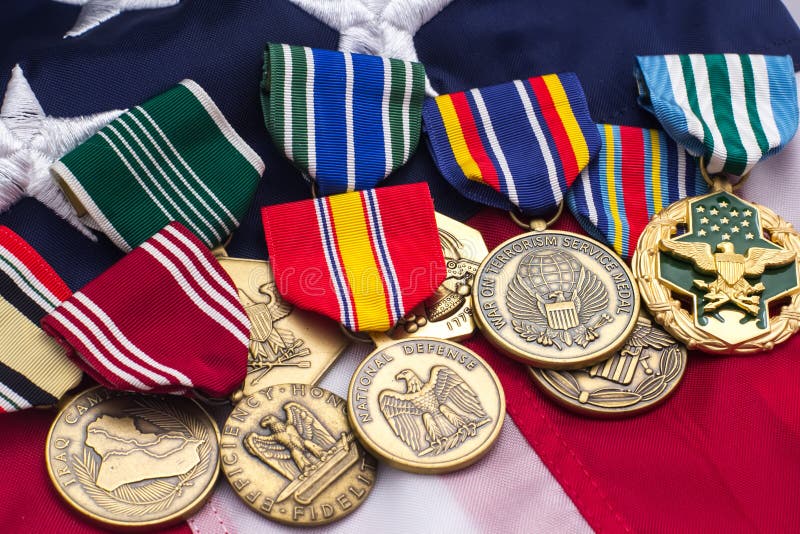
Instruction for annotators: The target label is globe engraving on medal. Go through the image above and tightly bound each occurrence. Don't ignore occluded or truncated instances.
[530,312,687,416]
[347,337,505,474]
[220,384,377,526]
[46,387,220,529]
[474,231,640,368]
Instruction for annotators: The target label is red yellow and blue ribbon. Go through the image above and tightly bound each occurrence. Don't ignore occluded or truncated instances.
[567,125,707,259]
[423,73,600,216]
[262,182,446,332]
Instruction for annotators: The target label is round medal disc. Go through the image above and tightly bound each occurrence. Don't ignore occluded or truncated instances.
[530,311,687,417]
[46,387,220,529]
[473,230,640,369]
[347,337,505,474]
[221,384,377,526]
[633,189,800,354]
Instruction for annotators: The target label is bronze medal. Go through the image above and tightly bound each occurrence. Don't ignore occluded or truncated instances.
[633,182,800,354]
[221,384,377,526]
[216,254,349,399]
[474,229,640,369]
[347,336,505,474]
[46,387,220,529]
[387,213,488,341]
[530,311,686,416]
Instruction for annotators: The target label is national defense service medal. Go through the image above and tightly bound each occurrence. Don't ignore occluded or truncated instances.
[216,254,349,399]
[46,387,220,529]
[386,213,488,341]
[474,228,640,369]
[530,311,687,416]
[633,183,800,354]
[347,336,505,474]
[220,384,377,526]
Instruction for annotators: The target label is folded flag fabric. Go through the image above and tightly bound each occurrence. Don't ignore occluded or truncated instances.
[0,226,81,411]
[51,80,265,252]
[262,43,426,195]
[42,222,250,397]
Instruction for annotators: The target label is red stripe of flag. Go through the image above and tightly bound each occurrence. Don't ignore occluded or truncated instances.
[449,92,502,191]
[528,77,580,184]
[619,126,649,251]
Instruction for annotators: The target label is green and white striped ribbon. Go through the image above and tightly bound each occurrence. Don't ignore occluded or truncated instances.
[52,80,265,252]
[636,54,798,176]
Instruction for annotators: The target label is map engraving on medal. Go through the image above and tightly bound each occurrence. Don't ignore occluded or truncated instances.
[218,257,348,395]
[244,401,359,505]
[348,339,505,474]
[474,231,639,368]
[221,385,376,526]
[379,365,491,456]
[46,388,220,528]
[531,314,687,416]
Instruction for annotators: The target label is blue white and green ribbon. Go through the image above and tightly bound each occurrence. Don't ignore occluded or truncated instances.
[262,43,426,195]
[636,54,798,176]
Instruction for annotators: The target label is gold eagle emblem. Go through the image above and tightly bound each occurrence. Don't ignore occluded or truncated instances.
[378,366,491,456]
[660,240,796,316]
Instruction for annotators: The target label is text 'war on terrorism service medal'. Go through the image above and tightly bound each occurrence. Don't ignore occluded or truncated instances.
[633,54,800,353]
[220,384,377,526]
[530,311,687,416]
[347,335,505,474]
[46,387,220,529]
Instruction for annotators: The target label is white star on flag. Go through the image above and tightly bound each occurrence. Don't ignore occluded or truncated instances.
[54,0,180,38]
[287,0,454,95]
[0,65,124,236]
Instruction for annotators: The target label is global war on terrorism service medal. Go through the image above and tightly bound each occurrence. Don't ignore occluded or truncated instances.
[474,224,640,369]
[46,387,220,529]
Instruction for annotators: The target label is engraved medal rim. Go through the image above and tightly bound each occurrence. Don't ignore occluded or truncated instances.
[473,230,641,369]
[632,191,800,354]
[346,337,506,474]
[220,383,375,526]
[528,314,688,417]
[45,386,221,529]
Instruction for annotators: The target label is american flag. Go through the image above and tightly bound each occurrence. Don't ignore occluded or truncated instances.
[1,1,799,532]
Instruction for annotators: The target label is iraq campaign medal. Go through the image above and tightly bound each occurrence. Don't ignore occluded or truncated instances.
[347,335,505,473]
[46,387,220,529]
[632,54,800,353]
[221,384,377,526]
[530,311,687,416]
[425,73,639,368]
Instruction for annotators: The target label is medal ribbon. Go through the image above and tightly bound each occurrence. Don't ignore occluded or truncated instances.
[0,227,81,411]
[423,73,600,216]
[52,80,265,252]
[42,222,250,397]
[262,182,446,332]
[262,43,426,195]
[567,124,708,259]
[635,54,798,176]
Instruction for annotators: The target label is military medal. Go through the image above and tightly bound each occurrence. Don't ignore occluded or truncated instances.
[221,384,377,526]
[530,311,687,416]
[46,386,220,529]
[424,72,641,368]
[347,335,505,473]
[632,54,800,353]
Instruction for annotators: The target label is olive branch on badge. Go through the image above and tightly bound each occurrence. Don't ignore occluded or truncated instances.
[71,399,211,517]
[540,344,684,408]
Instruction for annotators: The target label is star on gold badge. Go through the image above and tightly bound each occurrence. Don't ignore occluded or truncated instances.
[745,232,754,240]
[730,209,739,217]
[710,208,719,215]
[720,217,730,224]
[721,233,731,241]
[696,205,705,213]
[732,226,740,233]
[741,220,750,227]
[698,229,707,237]
[711,224,720,232]
[700,217,709,224]
[719,200,729,208]
[744,209,752,216]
